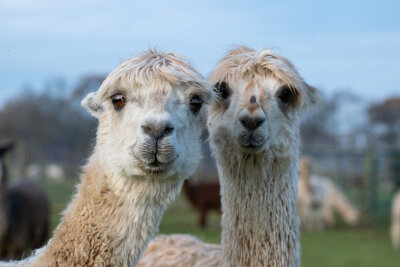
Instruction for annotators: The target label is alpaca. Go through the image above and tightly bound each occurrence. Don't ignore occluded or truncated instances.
[391,190,400,250]
[297,157,359,230]
[317,175,359,227]
[182,179,220,228]
[297,157,325,231]
[139,46,318,267]
[182,136,220,227]
[0,143,49,260]
[2,49,214,266]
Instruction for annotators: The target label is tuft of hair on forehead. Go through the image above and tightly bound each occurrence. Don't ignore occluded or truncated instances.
[99,49,214,101]
[209,46,312,108]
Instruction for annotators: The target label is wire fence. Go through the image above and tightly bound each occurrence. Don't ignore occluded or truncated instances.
[302,147,400,219]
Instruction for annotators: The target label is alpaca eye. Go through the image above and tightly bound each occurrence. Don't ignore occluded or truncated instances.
[214,81,230,100]
[278,87,292,104]
[189,95,203,114]
[111,94,126,110]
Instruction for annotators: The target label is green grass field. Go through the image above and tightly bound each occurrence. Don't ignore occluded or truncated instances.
[41,178,400,267]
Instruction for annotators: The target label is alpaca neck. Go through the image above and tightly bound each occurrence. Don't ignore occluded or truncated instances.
[33,155,182,267]
[218,154,300,267]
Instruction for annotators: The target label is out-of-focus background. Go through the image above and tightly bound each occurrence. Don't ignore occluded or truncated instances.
[1,1,400,266]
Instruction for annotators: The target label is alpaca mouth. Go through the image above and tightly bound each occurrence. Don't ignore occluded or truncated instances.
[135,151,178,175]
[131,141,177,174]
[136,157,175,174]
[237,132,266,151]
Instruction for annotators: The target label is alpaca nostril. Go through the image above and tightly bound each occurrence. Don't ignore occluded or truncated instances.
[141,123,175,139]
[239,116,265,131]
[161,126,175,138]
[255,118,265,129]
[141,125,152,135]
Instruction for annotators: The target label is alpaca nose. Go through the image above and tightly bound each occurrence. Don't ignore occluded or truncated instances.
[141,121,175,139]
[239,115,265,131]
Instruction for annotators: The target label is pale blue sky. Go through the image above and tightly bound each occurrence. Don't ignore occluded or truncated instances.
[1,0,399,102]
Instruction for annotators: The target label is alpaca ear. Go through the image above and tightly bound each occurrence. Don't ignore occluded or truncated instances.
[81,92,104,118]
[304,83,320,107]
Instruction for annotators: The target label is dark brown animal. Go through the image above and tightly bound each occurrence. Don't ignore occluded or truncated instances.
[0,142,49,260]
[182,134,221,228]
[182,179,221,228]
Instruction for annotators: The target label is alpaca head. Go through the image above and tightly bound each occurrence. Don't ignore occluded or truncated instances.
[208,47,318,158]
[82,50,214,181]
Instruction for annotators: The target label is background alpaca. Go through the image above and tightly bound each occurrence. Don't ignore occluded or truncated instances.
[0,142,49,260]
[391,190,400,250]
[182,134,220,228]
[317,175,360,227]
[297,157,360,231]
[182,180,220,228]
[2,49,214,267]
[139,46,318,267]
[297,157,325,231]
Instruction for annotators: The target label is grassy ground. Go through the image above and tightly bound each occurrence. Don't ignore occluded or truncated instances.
[41,178,400,267]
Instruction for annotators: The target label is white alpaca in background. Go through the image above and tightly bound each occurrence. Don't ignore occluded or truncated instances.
[1,49,214,267]
[297,157,325,231]
[318,176,360,227]
[297,157,360,231]
[139,46,318,267]
[391,190,400,250]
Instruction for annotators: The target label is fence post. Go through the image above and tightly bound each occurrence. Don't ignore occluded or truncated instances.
[364,149,378,216]
[389,149,400,193]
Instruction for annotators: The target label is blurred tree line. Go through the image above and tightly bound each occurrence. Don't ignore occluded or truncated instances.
[367,97,400,147]
[301,92,400,149]
[0,75,105,172]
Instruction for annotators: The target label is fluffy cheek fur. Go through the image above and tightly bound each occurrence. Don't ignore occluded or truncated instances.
[96,109,145,178]
[207,110,235,161]
[266,105,301,158]
[173,110,204,180]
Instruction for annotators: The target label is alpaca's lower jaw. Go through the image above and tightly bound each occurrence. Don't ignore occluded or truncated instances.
[133,152,178,176]
[137,160,174,175]
[237,139,268,154]
[239,144,264,154]
[237,134,268,153]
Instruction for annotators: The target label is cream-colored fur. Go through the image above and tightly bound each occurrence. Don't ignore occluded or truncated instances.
[297,158,360,231]
[319,176,359,227]
[391,190,400,250]
[297,157,325,231]
[139,46,318,267]
[1,49,214,267]
[139,234,222,267]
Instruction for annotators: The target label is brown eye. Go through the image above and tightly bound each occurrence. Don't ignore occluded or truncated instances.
[111,94,126,110]
[189,95,203,114]
[214,81,230,100]
[278,86,292,104]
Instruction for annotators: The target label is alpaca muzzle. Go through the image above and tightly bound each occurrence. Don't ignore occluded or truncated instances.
[132,136,177,174]
[236,105,269,151]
